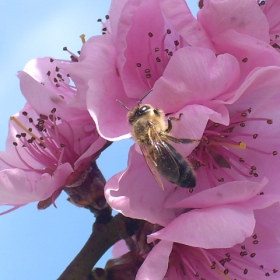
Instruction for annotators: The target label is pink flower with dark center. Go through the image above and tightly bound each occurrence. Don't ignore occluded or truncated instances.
[135,181,280,280]
[0,57,107,214]
[105,65,280,226]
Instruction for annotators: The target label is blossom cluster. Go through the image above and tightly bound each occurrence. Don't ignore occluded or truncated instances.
[1,0,280,279]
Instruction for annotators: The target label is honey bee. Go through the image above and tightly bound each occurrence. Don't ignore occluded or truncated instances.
[117,91,198,190]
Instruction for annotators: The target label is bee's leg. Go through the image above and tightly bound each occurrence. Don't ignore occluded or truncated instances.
[165,113,183,133]
[165,134,195,144]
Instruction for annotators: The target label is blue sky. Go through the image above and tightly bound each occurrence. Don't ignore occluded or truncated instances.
[0,1,198,279]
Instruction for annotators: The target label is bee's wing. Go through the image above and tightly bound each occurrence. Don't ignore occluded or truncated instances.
[139,144,165,190]
[139,122,180,189]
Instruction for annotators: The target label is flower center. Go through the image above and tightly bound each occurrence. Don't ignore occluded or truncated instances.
[167,232,278,279]
[135,28,187,89]
[191,108,277,186]
[9,108,77,173]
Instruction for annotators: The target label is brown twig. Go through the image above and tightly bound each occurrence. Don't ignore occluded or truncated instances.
[57,214,142,280]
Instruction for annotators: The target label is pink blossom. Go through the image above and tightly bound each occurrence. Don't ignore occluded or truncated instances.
[0,57,107,213]
[66,0,280,185]
[105,65,280,227]
[135,182,280,280]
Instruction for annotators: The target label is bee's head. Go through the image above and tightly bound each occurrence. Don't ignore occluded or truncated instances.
[128,104,161,125]
[117,89,157,125]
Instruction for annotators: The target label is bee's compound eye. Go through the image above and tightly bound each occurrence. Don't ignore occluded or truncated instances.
[136,105,150,116]
[140,106,149,113]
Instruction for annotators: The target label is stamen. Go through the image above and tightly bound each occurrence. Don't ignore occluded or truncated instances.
[80,34,86,44]
[10,117,46,148]
[209,140,246,150]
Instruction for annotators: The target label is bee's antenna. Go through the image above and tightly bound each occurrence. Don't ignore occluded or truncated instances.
[116,99,131,111]
[138,89,153,105]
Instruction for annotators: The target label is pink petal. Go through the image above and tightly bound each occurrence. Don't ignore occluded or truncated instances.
[112,240,129,258]
[136,240,173,280]
[246,194,280,211]
[87,77,132,141]
[74,137,107,169]
[170,179,267,209]
[213,30,280,77]
[0,163,72,205]
[105,145,176,226]
[108,0,128,36]
[198,0,270,42]
[160,0,214,50]
[117,0,167,98]
[150,205,256,249]
[226,66,280,110]
[18,71,68,116]
[146,47,239,112]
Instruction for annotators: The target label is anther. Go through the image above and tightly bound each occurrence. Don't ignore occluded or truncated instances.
[80,34,86,44]
[63,47,68,51]
[10,116,46,148]
[166,29,171,34]
[273,151,278,155]
[224,269,229,275]
[174,40,179,46]
[148,32,153,37]
[267,119,273,124]
[242,58,248,62]
[253,134,258,139]
[46,71,51,76]
[136,63,141,67]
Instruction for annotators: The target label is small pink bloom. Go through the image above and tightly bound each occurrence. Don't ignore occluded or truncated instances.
[0,58,106,213]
